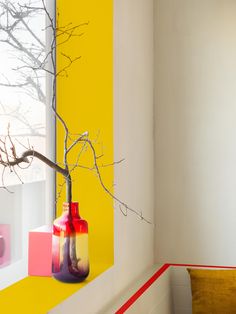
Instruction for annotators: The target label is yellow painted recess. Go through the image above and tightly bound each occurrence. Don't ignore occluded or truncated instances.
[0,0,113,313]
[56,0,114,273]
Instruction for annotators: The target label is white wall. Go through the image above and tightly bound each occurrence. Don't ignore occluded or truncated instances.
[154,0,236,265]
[126,269,172,314]
[50,0,154,313]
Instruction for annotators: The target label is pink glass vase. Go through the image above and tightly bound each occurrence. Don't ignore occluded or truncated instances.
[52,202,89,283]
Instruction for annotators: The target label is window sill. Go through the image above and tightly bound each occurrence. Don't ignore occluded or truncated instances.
[0,263,112,314]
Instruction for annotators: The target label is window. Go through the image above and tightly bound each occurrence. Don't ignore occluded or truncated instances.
[0,0,54,289]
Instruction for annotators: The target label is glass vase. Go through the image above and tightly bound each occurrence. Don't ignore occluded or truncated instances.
[52,202,89,283]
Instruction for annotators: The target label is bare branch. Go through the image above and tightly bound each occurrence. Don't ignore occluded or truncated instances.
[56,53,81,77]
[0,82,29,88]
[77,138,152,224]
[0,0,151,224]
[1,166,13,193]
[101,158,125,168]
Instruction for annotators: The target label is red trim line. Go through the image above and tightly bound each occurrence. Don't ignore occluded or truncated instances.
[170,263,236,269]
[115,264,170,314]
[115,263,236,313]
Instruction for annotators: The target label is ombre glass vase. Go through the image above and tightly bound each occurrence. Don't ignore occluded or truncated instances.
[52,202,89,283]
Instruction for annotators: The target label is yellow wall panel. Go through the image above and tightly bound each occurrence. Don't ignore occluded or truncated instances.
[56,0,114,268]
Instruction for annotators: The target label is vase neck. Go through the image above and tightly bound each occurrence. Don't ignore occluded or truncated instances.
[63,202,80,218]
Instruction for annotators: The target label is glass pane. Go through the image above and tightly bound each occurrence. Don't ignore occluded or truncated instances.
[0,0,51,289]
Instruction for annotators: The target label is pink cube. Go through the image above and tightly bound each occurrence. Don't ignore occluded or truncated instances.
[0,224,10,267]
[28,225,52,277]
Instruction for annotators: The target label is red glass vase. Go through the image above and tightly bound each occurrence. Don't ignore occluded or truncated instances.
[52,202,89,283]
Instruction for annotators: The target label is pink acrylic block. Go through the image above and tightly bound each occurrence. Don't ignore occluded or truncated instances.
[0,224,10,267]
[28,225,52,277]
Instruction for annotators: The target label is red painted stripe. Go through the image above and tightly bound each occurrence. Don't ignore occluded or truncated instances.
[170,263,236,269]
[115,264,170,314]
[115,263,236,313]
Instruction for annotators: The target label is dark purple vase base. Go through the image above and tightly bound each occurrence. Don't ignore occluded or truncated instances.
[53,270,89,283]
